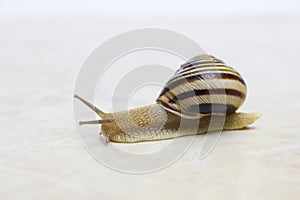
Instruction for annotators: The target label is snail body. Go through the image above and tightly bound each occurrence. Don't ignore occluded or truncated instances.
[75,55,261,143]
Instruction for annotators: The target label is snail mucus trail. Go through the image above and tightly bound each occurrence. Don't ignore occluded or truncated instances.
[75,54,261,143]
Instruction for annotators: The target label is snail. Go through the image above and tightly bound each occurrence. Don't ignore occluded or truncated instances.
[74,54,261,143]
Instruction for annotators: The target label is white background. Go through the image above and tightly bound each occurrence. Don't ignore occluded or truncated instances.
[1,0,300,19]
[1,1,300,200]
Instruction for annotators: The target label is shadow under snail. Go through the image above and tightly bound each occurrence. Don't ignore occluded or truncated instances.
[74,54,261,143]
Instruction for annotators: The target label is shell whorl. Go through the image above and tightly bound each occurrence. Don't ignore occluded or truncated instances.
[156,54,247,119]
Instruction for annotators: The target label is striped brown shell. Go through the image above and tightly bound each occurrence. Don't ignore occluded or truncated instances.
[156,54,247,119]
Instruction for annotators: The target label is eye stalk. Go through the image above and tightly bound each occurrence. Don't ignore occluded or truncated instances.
[74,94,113,125]
[74,94,106,117]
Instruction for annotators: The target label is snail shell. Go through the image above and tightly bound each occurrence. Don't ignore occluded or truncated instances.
[75,54,260,143]
[157,54,246,119]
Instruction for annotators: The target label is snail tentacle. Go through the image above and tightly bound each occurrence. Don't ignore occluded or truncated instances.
[79,119,113,125]
[74,94,106,117]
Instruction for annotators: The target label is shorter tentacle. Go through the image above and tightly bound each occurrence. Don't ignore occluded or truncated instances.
[79,119,113,125]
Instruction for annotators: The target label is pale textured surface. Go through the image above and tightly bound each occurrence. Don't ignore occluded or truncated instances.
[1,18,300,200]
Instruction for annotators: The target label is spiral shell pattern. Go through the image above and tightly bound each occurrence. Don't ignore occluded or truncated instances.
[156,54,247,119]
